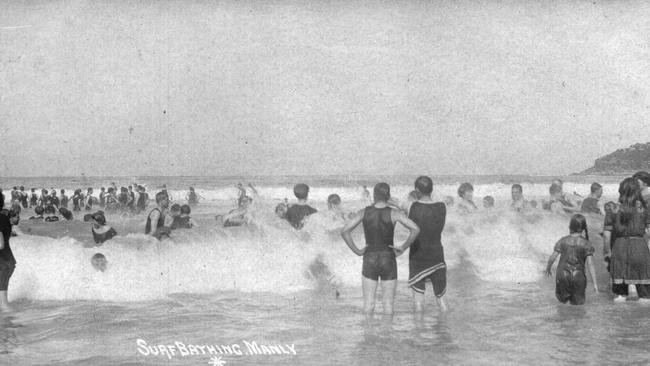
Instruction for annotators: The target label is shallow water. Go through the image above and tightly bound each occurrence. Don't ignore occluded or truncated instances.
[0,175,647,365]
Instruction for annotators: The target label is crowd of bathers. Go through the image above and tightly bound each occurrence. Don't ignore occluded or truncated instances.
[0,183,152,220]
[0,173,647,313]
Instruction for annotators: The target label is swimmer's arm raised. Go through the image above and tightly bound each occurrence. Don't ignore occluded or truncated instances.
[341,209,365,256]
[389,210,420,255]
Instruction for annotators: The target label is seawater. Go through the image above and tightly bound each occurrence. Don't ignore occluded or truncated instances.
[0,175,648,366]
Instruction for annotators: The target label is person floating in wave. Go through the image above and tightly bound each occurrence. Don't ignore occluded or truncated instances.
[580,182,603,215]
[91,253,108,272]
[510,184,529,212]
[456,182,478,214]
[407,176,449,313]
[341,182,420,315]
[216,196,253,227]
[145,192,170,240]
[90,211,117,245]
[285,184,317,230]
[545,214,598,305]
[0,209,20,312]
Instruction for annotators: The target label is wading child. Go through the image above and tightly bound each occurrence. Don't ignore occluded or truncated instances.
[545,214,598,305]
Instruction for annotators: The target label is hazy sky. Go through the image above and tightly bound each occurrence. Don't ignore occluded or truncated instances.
[1,0,649,177]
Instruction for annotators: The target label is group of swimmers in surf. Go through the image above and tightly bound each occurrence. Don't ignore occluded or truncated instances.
[0,173,647,313]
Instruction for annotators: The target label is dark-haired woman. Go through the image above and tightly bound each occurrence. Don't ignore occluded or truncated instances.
[603,177,650,302]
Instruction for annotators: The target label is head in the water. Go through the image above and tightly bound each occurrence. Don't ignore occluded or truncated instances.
[91,253,108,272]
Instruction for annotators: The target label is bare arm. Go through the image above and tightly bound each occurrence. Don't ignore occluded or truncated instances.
[341,209,365,256]
[586,256,598,292]
[0,233,4,250]
[545,252,559,276]
[389,210,420,256]
[149,210,161,235]
[603,231,612,259]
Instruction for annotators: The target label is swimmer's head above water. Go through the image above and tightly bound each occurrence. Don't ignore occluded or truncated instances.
[327,194,341,210]
[373,183,390,203]
[293,184,310,200]
[91,253,108,272]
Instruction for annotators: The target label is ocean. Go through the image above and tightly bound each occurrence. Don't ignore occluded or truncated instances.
[0,174,648,366]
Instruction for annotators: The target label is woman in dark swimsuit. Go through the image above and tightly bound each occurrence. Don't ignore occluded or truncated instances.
[407,176,449,312]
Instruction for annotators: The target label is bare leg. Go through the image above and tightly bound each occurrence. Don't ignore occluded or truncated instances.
[380,280,397,315]
[412,289,425,312]
[362,277,378,315]
[0,291,12,312]
[436,295,449,312]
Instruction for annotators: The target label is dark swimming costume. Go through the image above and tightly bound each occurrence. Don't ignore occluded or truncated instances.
[30,194,38,207]
[0,212,16,265]
[408,202,447,297]
[45,216,59,222]
[99,192,106,208]
[553,235,594,305]
[361,206,396,281]
[580,197,601,215]
[145,208,165,235]
[188,192,197,205]
[0,262,14,291]
[171,216,191,229]
[285,204,317,229]
[137,193,147,212]
[362,251,397,281]
[92,226,117,244]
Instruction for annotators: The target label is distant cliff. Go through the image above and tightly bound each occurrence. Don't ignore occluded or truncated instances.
[579,143,650,175]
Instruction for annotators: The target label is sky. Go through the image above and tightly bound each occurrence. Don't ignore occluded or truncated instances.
[1,0,650,177]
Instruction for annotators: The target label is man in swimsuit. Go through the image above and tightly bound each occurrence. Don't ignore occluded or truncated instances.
[581,182,603,215]
[407,176,449,312]
[341,182,420,315]
[145,192,169,239]
[285,184,317,230]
